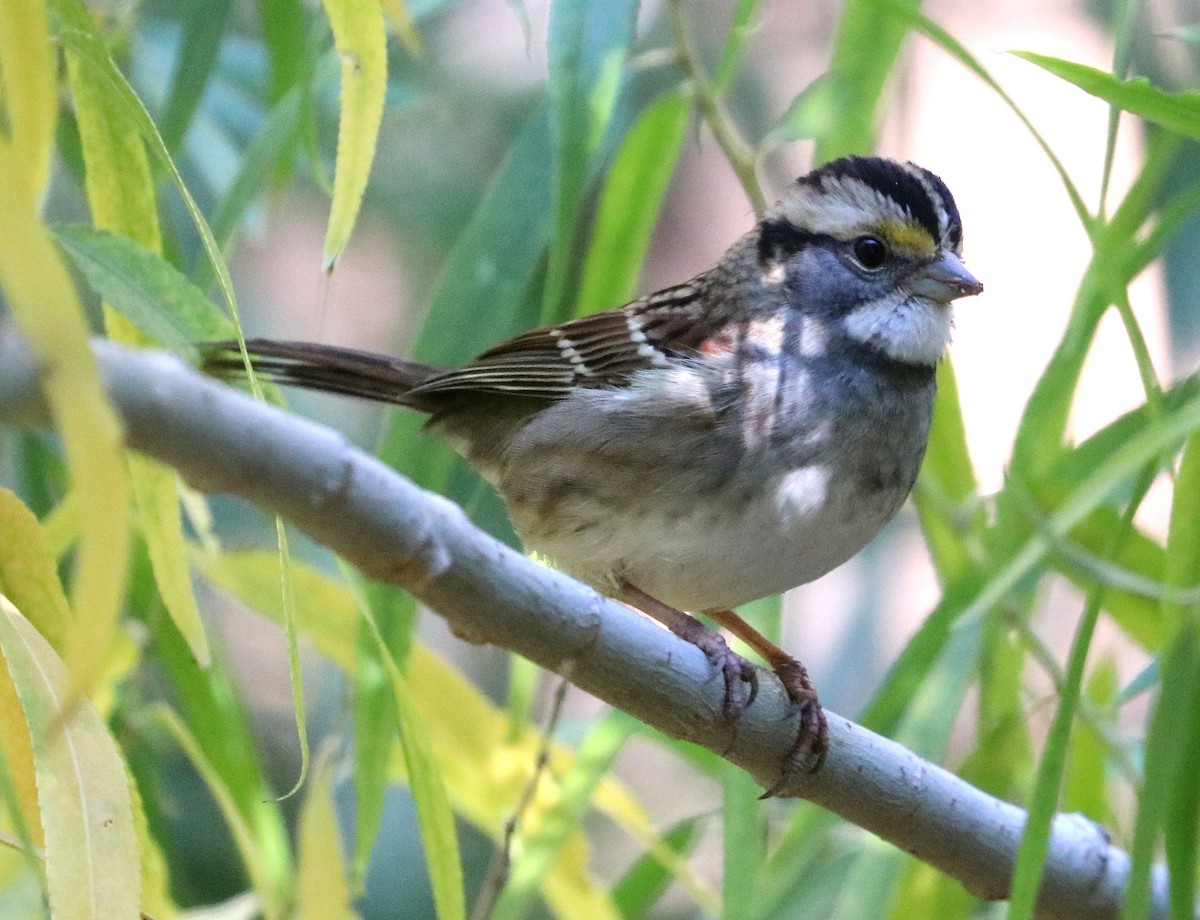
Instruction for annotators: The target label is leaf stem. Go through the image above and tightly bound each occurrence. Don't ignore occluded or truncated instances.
[666,0,766,214]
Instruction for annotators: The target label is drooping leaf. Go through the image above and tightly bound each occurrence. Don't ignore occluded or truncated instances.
[319,0,388,269]
[1014,52,1200,142]
[0,596,140,920]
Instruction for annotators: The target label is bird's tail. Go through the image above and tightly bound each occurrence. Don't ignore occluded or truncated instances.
[201,339,445,408]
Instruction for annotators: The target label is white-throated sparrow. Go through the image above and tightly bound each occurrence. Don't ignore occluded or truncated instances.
[204,155,982,772]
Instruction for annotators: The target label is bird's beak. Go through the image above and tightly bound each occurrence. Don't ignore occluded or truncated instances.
[908,250,983,303]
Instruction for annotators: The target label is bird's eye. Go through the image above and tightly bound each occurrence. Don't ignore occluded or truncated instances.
[852,236,888,269]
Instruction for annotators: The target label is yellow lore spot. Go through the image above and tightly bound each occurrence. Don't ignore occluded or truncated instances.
[876,218,937,257]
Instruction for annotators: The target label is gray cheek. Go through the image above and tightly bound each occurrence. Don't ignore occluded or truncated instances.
[783,248,888,320]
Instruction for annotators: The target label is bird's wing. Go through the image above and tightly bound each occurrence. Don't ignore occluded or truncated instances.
[410,277,712,399]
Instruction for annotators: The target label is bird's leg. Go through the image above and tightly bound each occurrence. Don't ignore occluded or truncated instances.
[704,607,828,776]
[617,583,758,718]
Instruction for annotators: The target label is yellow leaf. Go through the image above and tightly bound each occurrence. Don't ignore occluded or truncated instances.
[0,143,131,702]
[0,0,56,200]
[319,0,387,269]
[378,0,422,55]
[0,595,140,919]
[63,2,211,668]
[0,600,43,852]
[0,488,72,654]
[296,753,357,920]
[194,550,713,918]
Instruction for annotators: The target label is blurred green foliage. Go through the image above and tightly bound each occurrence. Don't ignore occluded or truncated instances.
[1,1,1200,919]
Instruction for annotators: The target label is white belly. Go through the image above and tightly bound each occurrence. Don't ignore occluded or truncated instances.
[524,461,902,612]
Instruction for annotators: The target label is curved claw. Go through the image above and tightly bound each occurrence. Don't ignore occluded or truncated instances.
[760,660,829,797]
[693,629,759,719]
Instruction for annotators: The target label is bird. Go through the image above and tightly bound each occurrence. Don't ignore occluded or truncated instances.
[203,155,982,776]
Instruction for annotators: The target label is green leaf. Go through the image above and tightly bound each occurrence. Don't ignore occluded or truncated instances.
[156,706,289,920]
[722,760,766,920]
[1064,659,1116,824]
[159,0,234,151]
[147,579,293,909]
[575,90,690,315]
[813,0,920,161]
[366,610,466,920]
[541,0,640,324]
[913,359,981,584]
[377,109,555,498]
[868,381,1200,736]
[767,73,846,146]
[209,88,306,253]
[53,225,235,351]
[1014,52,1200,141]
[611,816,703,918]
[260,0,309,104]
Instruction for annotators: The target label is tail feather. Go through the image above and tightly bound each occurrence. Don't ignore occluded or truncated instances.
[202,339,445,408]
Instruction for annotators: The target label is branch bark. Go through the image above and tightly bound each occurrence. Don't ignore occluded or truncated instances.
[0,330,1171,920]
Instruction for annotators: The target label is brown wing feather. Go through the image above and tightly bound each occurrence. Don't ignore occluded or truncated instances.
[410,277,713,400]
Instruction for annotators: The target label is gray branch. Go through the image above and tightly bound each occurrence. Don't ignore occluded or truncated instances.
[0,330,1169,920]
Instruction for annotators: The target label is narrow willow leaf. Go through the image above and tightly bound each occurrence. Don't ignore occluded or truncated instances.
[197,547,460,919]
[296,753,356,920]
[1124,628,1200,920]
[1156,431,1200,920]
[195,550,710,917]
[352,578,415,884]
[722,760,765,920]
[63,25,213,670]
[0,597,140,920]
[0,0,56,200]
[362,612,465,920]
[379,0,422,54]
[260,0,307,104]
[209,88,306,252]
[611,817,703,918]
[159,0,234,151]
[377,110,555,504]
[767,72,846,145]
[49,0,249,347]
[713,0,765,92]
[126,771,177,920]
[1014,52,1200,141]
[319,0,388,269]
[492,710,637,920]
[0,598,43,858]
[146,583,293,908]
[913,358,981,583]
[1065,659,1116,824]
[54,225,236,349]
[0,143,130,703]
[0,489,72,654]
[1163,658,1200,920]
[813,0,920,162]
[1007,584,1107,920]
[868,382,1200,735]
[156,707,287,920]
[1163,431,1200,630]
[541,0,639,324]
[575,90,690,315]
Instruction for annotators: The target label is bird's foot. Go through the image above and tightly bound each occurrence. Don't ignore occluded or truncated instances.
[688,627,760,719]
[760,657,828,797]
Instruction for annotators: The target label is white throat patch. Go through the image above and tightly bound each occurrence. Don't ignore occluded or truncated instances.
[843,295,952,366]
